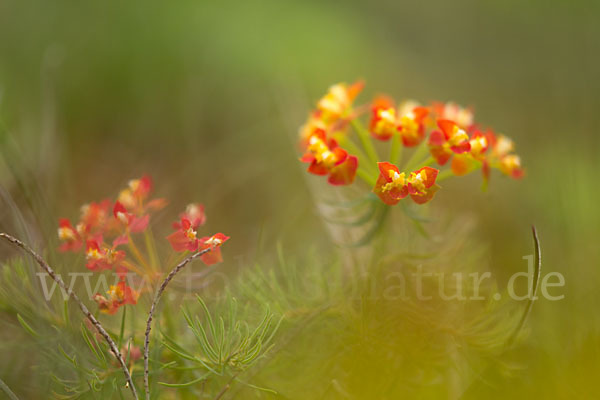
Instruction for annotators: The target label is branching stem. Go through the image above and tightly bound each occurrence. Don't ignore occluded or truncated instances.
[143,247,214,400]
[0,233,138,399]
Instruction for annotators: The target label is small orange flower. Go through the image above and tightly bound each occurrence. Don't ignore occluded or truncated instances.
[167,210,230,265]
[167,217,201,252]
[431,101,474,129]
[373,162,439,205]
[58,219,83,252]
[369,96,397,141]
[397,101,429,147]
[113,201,150,233]
[316,81,364,124]
[428,119,471,165]
[300,129,358,185]
[197,233,230,265]
[94,280,139,315]
[173,203,207,229]
[85,238,126,272]
[450,130,490,176]
[487,133,524,179]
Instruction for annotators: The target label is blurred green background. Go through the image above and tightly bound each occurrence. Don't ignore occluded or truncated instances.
[0,0,599,398]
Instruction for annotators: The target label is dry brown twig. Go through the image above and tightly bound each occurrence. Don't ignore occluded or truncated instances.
[143,247,214,400]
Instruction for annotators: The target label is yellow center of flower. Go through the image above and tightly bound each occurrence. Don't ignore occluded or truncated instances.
[470,136,488,154]
[185,227,197,240]
[86,247,102,260]
[382,170,406,192]
[448,126,469,146]
[494,136,514,157]
[118,189,136,209]
[317,84,350,117]
[107,284,125,302]
[58,227,75,241]
[204,236,222,247]
[399,114,419,138]
[408,170,428,195]
[308,137,337,166]
[500,154,521,174]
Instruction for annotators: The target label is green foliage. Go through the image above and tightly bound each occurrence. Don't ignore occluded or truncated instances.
[159,296,281,397]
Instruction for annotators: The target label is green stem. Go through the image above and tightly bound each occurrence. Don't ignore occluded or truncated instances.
[357,167,376,187]
[402,141,428,171]
[436,169,454,183]
[350,119,379,165]
[336,135,377,175]
[118,306,127,348]
[389,134,403,165]
[144,229,159,271]
[128,233,151,271]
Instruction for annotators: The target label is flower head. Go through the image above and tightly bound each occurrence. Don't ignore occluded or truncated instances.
[369,96,398,141]
[167,218,200,252]
[93,280,138,315]
[316,81,364,124]
[167,207,230,265]
[113,201,150,233]
[85,238,126,272]
[431,101,474,129]
[300,129,358,185]
[397,101,429,147]
[428,119,471,165]
[197,233,231,265]
[58,219,83,252]
[174,203,207,229]
[373,162,439,205]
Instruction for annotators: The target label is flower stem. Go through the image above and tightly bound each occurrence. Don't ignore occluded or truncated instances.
[0,233,138,400]
[436,169,455,183]
[402,141,429,171]
[143,247,214,400]
[127,233,151,271]
[350,119,379,165]
[144,229,159,271]
[336,134,377,175]
[389,134,403,165]
[357,167,376,187]
[0,377,19,400]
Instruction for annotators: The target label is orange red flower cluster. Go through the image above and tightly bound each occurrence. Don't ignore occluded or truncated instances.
[58,176,229,315]
[298,82,524,206]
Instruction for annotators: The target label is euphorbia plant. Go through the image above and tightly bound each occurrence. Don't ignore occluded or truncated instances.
[1,175,230,400]
[299,81,524,205]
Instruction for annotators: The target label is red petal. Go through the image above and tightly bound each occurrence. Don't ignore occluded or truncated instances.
[377,162,399,182]
[328,155,358,185]
[332,147,348,165]
[429,146,451,166]
[200,247,223,265]
[450,141,471,154]
[415,166,439,188]
[410,184,440,205]
[347,80,365,101]
[428,130,446,146]
[112,235,129,247]
[167,231,196,252]
[113,201,127,218]
[129,215,149,233]
[413,106,429,122]
[371,95,395,110]
[373,174,408,205]
[437,119,456,139]
[146,198,168,211]
[300,153,315,163]
[307,160,329,175]
[138,175,153,197]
